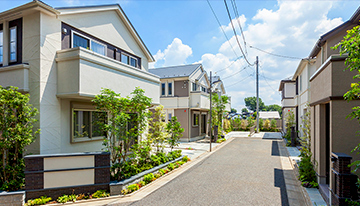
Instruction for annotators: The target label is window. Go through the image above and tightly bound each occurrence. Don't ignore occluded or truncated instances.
[130,57,137,67]
[168,82,172,95]
[299,75,302,92]
[202,86,206,92]
[123,113,138,147]
[161,83,166,95]
[168,113,172,122]
[0,28,3,64]
[193,113,199,126]
[73,33,89,49]
[91,41,106,56]
[9,27,16,62]
[121,53,129,64]
[192,82,197,91]
[73,109,107,141]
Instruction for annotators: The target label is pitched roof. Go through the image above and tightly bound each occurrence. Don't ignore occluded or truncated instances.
[149,64,202,79]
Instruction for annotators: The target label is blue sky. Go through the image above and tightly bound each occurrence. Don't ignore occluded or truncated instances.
[2,0,360,112]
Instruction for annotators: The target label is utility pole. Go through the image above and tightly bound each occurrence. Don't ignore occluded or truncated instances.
[256,56,259,133]
[209,71,212,152]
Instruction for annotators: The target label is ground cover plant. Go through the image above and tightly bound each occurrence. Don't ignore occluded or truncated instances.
[0,86,40,191]
[121,157,191,195]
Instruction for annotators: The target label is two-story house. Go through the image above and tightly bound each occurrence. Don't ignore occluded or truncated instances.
[308,8,360,198]
[211,75,231,112]
[278,78,296,133]
[292,58,316,138]
[149,64,210,141]
[0,1,160,154]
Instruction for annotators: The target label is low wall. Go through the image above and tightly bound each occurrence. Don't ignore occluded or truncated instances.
[0,191,25,206]
[24,152,110,200]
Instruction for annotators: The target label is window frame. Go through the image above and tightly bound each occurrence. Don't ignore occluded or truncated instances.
[9,26,17,63]
[130,56,137,67]
[71,30,107,56]
[168,82,172,96]
[71,103,107,143]
[161,83,166,96]
[192,82,197,91]
[193,112,199,127]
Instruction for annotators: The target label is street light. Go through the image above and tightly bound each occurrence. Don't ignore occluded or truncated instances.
[209,71,222,152]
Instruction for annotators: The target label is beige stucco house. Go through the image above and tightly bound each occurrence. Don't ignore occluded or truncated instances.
[278,78,296,133]
[309,8,360,192]
[149,64,212,141]
[0,1,160,154]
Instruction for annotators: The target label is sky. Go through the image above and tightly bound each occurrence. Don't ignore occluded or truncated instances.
[1,0,360,112]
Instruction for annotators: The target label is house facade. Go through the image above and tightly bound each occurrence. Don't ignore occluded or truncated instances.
[0,1,160,154]
[278,78,296,133]
[211,75,231,112]
[149,64,211,141]
[292,58,317,137]
[309,11,360,189]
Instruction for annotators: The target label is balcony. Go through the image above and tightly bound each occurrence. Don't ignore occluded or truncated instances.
[281,98,295,107]
[190,91,210,110]
[56,47,160,104]
[0,64,29,92]
[160,97,189,109]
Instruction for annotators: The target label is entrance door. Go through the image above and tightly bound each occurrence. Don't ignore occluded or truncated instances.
[201,114,206,134]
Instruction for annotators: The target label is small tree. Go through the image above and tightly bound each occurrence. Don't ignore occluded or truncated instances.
[270,119,277,131]
[92,87,152,180]
[148,105,168,153]
[0,86,40,191]
[284,110,295,140]
[166,116,184,151]
[211,93,230,133]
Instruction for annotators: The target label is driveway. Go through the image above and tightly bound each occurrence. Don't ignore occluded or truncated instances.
[111,136,289,206]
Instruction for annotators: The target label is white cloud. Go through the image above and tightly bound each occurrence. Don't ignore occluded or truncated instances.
[150,38,192,68]
[221,15,247,33]
[315,17,343,33]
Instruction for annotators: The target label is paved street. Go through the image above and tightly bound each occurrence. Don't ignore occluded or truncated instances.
[112,136,289,206]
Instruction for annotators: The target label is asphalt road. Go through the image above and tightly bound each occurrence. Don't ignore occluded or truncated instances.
[113,137,289,206]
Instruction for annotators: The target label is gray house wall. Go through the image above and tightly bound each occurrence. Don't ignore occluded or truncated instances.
[174,80,189,97]
[175,109,189,140]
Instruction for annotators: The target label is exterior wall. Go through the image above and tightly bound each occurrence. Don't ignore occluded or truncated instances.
[175,109,189,140]
[174,80,189,97]
[284,83,295,97]
[59,10,149,71]
[310,63,332,103]
[331,60,357,97]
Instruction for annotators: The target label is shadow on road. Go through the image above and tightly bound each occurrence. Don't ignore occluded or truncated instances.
[271,141,280,156]
[274,168,290,206]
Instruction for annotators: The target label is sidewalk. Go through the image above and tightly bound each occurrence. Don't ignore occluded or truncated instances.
[286,146,327,206]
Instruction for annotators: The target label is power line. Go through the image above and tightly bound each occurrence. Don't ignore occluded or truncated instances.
[231,0,247,55]
[221,65,251,80]
[250,45,304,60]
[224,0,254,66]
[226,73,254,88]
[206,0,241,60]
[214,55,243,73]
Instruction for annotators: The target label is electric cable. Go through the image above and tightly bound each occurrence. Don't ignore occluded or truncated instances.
[250,45,304,60]
[231,0,247,55]
[224,0,254,66]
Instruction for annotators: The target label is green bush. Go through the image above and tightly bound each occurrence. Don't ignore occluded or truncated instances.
[167,150,182,160]
[143,173,155,184]
[270,119,277,131]
[139,181,146,187]
[26,196,52,206]
[92,190,110,198]
[127,184,140,193]
[216,138,226,143]
[182,156,190,163]
[57,195,70,203]
[167,163,175,171]
[298,152,317,188]
[159,169,166,175]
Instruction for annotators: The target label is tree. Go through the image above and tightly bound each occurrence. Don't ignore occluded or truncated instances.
[265,104,282,116]
[244,96,265,112]
[166,116,184,151]
[230,108,237,113]
[148,105,168,153]
[92,87,152,180]
[241,108,249,113]
[0,86,40,191]
[211,93,230,133]
[333,25,360,172]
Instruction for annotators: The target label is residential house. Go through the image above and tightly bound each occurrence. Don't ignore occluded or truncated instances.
[308,8,360,195]
[211,75,231,112]
[291,58,316,138]
[0,1,160,154]
[149,64,211,141]
[278,78,296,133]
[259,111,280,120]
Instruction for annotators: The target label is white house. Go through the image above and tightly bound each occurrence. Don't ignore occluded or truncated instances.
[0,1,160,154]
